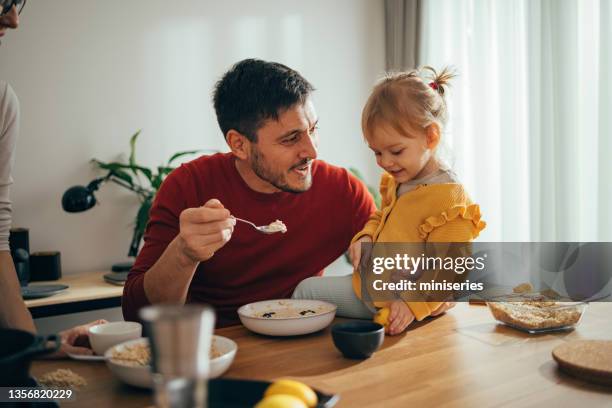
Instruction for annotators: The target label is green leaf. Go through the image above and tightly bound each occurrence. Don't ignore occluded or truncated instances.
[167,150,201,166]
[150,166,176,191]
[135,197,152,237]
[348,167,364,181]
[158,166,175,175]
[368,185,382,209]
[128,196,152,257]
[129,130,141,167]
[133,166,153,183]
[92,160,153,183]
[90,160,134,186]
[151,174,163,191]
[110,169,134,186]
[91,159,124,172]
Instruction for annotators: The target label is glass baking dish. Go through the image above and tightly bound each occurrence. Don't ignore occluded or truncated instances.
[486,294,588,334]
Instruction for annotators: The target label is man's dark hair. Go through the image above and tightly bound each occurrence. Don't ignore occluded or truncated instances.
[213,59,314,142]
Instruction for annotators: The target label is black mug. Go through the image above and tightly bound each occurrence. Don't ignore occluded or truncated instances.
[9,228,29,254]
[30,251,62,281]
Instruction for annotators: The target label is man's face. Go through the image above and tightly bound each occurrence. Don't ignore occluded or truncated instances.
[0,3,20,38]
[247,98,319,193]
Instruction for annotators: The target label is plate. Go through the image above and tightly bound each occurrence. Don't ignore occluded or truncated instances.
[67,353,107,361]
[103,271,128,286]
[21,284,68,299]
[552,340,612,386]
[238,299,337,336]
[105,335,238,388]
[208,378,339,408]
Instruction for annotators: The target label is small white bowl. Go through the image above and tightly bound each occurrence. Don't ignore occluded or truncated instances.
[88,321,142,356]
[238,299,337,336]
[209,335,238,378]
[105,335,238,389]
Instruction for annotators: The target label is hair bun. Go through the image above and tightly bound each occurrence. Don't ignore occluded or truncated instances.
[428,81,442,95]
[423,66,456,97]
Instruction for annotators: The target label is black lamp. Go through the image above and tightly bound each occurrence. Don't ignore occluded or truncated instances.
[61,177,105,213]
[62,172,153,272]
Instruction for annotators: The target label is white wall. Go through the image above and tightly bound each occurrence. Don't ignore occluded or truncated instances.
[1,0,385,277]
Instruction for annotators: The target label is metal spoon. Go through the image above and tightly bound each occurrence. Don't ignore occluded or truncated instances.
[232,217,286,234]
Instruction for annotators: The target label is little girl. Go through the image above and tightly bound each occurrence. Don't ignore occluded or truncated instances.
[292,67,486,335]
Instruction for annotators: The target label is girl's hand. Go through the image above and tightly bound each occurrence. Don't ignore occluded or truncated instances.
[431,302,456,317]
[388,301,415,335]
[349,236,372,270]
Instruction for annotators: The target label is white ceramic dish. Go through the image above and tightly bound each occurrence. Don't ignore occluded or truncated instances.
[89,321,142,355]
[105,338,151,388]
[209,335,238,378]
[105,335,238,389]
[66,353,107,361]
[237,299,337,336]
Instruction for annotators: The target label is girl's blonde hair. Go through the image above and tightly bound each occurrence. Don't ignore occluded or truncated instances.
[362,66,456,140]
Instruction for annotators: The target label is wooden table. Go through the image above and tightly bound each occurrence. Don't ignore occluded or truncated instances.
[31,303,612,407]
[25,271,123,318]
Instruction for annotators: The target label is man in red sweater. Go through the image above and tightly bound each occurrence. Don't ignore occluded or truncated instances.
[122,59,376,327]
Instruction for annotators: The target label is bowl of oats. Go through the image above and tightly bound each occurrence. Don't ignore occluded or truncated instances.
[105,335,238,388]
[486,293,587,334]
[209,335,238,378]
[237,299,337,336]
[105,337,152,388]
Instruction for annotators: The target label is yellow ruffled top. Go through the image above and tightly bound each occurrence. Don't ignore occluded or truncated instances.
[352,172,486,320]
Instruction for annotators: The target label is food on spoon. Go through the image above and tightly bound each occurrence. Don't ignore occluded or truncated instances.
[263,379,318,408]
[267,219,287,233]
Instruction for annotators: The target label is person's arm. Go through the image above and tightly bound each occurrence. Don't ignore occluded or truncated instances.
[347,171,384,269]
[0,82,34,332]
[350,172,392,243]
[403,203,486,320]
[122,195,235,321]
[142,199,235,303]
[0,251,35,332]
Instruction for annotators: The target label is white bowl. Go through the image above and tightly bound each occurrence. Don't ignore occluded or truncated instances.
[209,335,238,378]
[237,299,337,336]
[105,337,151,388]
[105,336,237,389]
[88,321,142,355]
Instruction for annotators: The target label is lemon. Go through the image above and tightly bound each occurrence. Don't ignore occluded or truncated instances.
[255,394,308,408]
[373,307,390,329]
[264,379,318,408]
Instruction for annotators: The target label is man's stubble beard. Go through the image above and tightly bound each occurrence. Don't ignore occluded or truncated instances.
[250,145,312,194]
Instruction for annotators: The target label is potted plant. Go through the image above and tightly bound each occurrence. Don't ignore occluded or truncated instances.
[90,130,214,257]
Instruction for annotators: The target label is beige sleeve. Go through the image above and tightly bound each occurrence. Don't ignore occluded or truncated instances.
[0,81,20,252]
